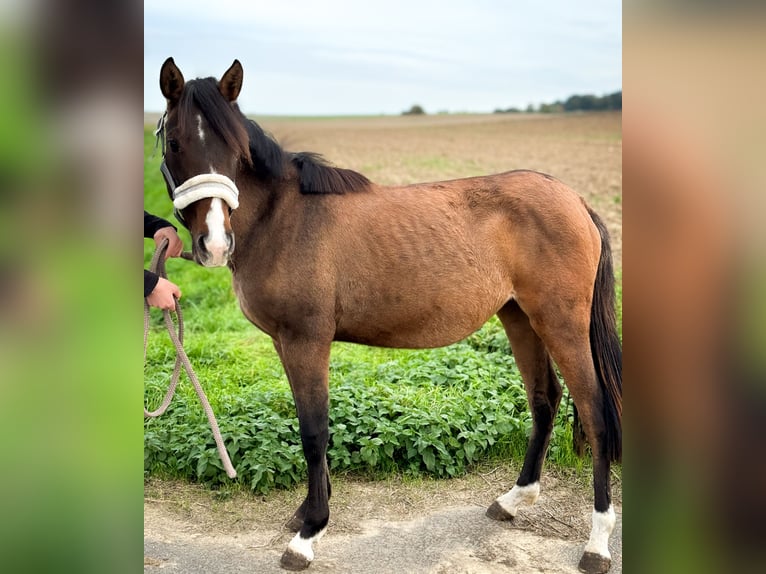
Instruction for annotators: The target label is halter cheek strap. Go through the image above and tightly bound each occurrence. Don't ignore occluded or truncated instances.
[172,173,240,211]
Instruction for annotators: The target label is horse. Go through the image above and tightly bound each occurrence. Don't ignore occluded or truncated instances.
[154,57,622,573]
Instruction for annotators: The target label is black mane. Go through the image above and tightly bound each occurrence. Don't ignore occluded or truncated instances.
[244,119,286,180]
[245,124,371,195]
[180,77,370,195]
[291,152,371,195]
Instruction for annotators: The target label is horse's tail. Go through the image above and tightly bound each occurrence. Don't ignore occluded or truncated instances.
[573,208,622,463]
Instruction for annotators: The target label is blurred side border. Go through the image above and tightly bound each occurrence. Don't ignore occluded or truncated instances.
[625,2,766,573]
[0,1,143,573]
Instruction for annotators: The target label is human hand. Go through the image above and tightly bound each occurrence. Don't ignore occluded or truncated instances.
[154,226,184,259]
[146,277,181,310]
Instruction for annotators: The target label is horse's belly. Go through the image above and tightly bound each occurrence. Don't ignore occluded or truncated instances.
[335,287,510,349]
[336,313,492,348]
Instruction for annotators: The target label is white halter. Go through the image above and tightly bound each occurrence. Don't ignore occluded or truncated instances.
[172,173,240,211]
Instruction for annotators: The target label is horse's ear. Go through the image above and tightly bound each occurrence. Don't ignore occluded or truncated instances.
[160,57,185,105]
[219,59,243,102]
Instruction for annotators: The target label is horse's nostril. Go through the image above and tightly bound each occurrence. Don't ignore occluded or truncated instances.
[226,232,235,252]
[196,235,207,254]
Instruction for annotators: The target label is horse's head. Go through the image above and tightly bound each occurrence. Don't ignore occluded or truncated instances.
[158,57,252,267]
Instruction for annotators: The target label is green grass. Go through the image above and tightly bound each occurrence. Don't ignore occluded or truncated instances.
[144,126,619,492]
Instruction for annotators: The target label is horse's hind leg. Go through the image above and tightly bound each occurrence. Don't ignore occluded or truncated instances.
[487,300,562,521]
[526,301,616,574]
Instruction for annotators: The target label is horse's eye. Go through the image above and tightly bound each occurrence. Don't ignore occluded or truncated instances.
[168,139,180,153]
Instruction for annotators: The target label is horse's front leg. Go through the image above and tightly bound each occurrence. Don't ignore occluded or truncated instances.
[272,338,332,535]
[276,336,332,571]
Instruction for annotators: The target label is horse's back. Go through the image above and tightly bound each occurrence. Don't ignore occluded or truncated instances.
[342,169,600,281]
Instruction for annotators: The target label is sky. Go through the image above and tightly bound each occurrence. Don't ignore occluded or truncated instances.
[144,0,621,116]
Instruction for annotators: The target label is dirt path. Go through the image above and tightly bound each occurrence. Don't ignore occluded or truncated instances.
[144,466,621,573]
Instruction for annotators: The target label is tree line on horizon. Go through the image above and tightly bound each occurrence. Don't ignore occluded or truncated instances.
[400,91,621,116]
[494,90,621,114]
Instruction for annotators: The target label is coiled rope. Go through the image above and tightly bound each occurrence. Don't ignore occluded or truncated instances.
[144,238,237,479]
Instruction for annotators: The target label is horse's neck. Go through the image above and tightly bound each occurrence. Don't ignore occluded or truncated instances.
[231,168,294,252]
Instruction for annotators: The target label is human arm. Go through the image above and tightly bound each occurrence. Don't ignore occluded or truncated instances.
[144,270,182,310]
[144,211,183,259]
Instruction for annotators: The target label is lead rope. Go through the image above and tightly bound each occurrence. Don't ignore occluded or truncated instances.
[144,238,237,479]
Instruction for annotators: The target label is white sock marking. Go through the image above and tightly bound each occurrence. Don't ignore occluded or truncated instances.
[287,527,327,562]
[584,505,616,559]
[495,482,540,516]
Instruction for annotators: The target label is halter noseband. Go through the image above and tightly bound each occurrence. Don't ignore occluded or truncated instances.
[155,112,239,229]
[172,173,239,212]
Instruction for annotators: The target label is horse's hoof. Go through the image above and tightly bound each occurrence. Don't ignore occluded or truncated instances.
[486,501,514,522]
[578,551,611,574]
[280,548,311,571]
[286,514,304,532]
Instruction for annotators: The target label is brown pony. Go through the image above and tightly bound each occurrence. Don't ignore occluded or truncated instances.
[156,58,622,573]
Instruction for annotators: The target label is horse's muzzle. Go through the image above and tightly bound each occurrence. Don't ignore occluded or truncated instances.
[194,231,235,267]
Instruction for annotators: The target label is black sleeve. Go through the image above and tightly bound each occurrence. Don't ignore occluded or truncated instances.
[144,269,160,298]
[144,210,176,238]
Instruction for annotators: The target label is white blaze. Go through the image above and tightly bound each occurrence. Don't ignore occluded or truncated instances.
[203,198,229,266]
